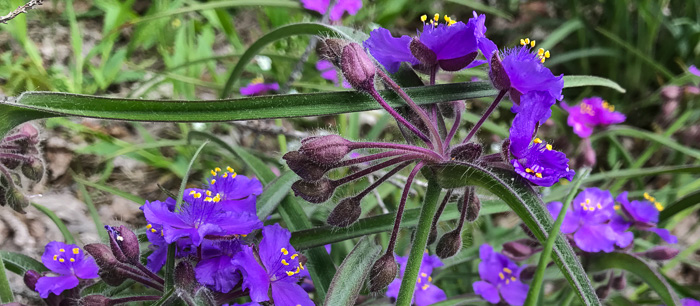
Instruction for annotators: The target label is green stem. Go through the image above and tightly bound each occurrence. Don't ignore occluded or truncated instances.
[395,180,442,306]
[524,168,590,306]
[275,119,287,152]
[0,251,14,303]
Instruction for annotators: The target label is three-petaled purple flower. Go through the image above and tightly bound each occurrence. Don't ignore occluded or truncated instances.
[240,78,280,96]
[34,241,99,298]
[233,223,313,306]
[509,91,574,186]
[195,240,244,293]
[472,244,528,306]
[612,191,677,244]
[386,252,446,306]
[363,12,486,73]
[547,187,633,253]
[560,97,626,138]
[300,0,362,21]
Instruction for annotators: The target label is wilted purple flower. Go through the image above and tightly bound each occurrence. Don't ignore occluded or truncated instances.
[690,66,700,77]
[240,78,280,96]
[472,244,528,306]
[207,167,263,215]
[232,224,313,306]
[363,12,486,73]
[508,91,574,186]
[612,191,677,244]
[386,252,446,306]
[34,242,99,298]
[300,0,362,21]
[316,60,351,88]
[547,188,634,253]
[560,97,626,138]
[195,240,243,293]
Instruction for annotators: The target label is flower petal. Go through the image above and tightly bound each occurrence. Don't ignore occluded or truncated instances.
[500,280,529,306]
[414,283,447,306]
[473,280,500,304]
[271,280,315,306]
[646,228,678,244]
[363,28,418,73]
[232,246,271,302]
[35,275,79,298]
[195,255,241,293]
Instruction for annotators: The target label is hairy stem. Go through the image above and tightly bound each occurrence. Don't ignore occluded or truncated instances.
[367,87,432,146]
[444,108,462,148]
[429,189,453,237]
[462,89,507,144]
[335,155,423,186]
[352,142,443,161]
[355,161,412,199]
[386,162,425,254]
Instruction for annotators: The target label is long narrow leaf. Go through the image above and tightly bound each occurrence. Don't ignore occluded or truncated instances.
[0,251,47,275]
[256,170,299,219]
[324,237,381,306]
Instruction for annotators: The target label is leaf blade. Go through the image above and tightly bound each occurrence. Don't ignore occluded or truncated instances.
[324,237,381,306]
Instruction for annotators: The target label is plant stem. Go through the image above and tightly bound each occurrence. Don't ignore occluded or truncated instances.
[367,88,432,146]
[524,168,590,306]
[334,154,423,186]
[444,109,461,149]
[462,90,507,144]
[386,162,425,254]
[0,251,14,303]
[111,295,161,304]
[352,142,443,161]
[395,180,442,306]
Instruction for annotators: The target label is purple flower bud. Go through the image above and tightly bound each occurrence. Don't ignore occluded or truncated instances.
[612,273,626,290]
[427,226,439,245]
[99,269,127,287]
[84,243,119,270]
[488,51,510,92]
[81,295,113,306]
[291,178,335,204]
[449,143,483,162]
[518,265,536,281]
[327,197,362,227]
[23,270,41,290]
[21,156,44,181]
[409,38,437,67]
[299,135,353,164]
[369,253,398,292]
[595,285,610,299]
[500,139,511,162]
[436,230,462,259]
[1,157,20,169]
[105,226,140,264]
[465,187,481,222]
[502,239,539,261]
[318,38,348,65]
[341,43,376,92]
[19,123,40,145]
[282,151,330,181]
[641,246,680,260]
[576,138,596,168]
[175,261,199,292]
[5,188,29,213]
[439,101,465,118]
[592,271,608,282]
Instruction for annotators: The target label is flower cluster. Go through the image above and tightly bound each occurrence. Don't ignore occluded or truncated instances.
[386,252,446,306]
[473,244,529,306]
[561,97,626,138]
[24,242,99,299]
[0,123,44,213]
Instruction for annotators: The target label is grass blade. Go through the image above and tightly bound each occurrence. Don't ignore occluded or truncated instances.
[76,180,108,242]
[32,202,75,244]
[0,252,13,303]
[324,237,381,306]
[256,170,298,219]
[446,0,513,20]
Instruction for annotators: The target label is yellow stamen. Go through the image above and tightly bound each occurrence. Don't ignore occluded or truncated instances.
[147,224,152,229]
[227,166,234,173]
[251,76,264,84]
[597,204,602,209]
[520,39,526,46]
[281,259,289,266]
[281,248,289,255]
[291,254,299,259]
[214,167,221,172]
[428,276,432,282]
[499,272,505,280]
[286,271,294,276]
[433,13,439,22]
[59,258,65,263]
[213,194,221,202]
[535,173,543,178]
[204,197,213,202]
[189,190,196,195]
[117,235,124,241]
[193,193,202,199]
[511,276,517,281]
[614,205,620,210]
[300,263,305,270]
[73,248,79,254]
[541,57,546,63]
[70,258,75,262]
[151,228,157,233]
[655,202,664,211]
[525,168,534,174]
[417,278,421,283]
[422,284,430,290]
[161,230,164,236]
[530,40,536,47]
[534,138,543,144]
[546,144,553,150]
[420,15,427,23]
[53,255,58,261]
[223,173,228,178]
[505,279,510,284]
[503,267,512,273]
[295,266,301,273]
[537,48,544,56]
[210,170,217,176]
[206,190,212,196]
[544,50,550,58]
[59,248,65,252]
[421,273,427,277]
[524,38,530,45]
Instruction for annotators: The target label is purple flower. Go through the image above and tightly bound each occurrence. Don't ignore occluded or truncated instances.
[316,60,351,88]
[240,78,279,96]
[300,0,362,21]
[613,191,677,244]
[142,188,263,246]
[363,13,485,73]
[34,242,99,298]
[560,97,626,138]
[386,253,446,306]
[195,240,243,293]
[141,207,197,272]
[509,91,574,186]
[546,188,634,253]
[232,224,313,306]
[472,244,528,306]
[207,167,263,216]
[690,65,700,77]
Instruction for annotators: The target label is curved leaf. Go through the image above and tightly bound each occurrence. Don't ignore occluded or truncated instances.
[433,162,600,306]
[256,170,299,219]
[324,237,381,306]
[562,75,626,93]
[591,126,700,160]
[659,190,700,224]
[0,251,47,275]
[588,252,681,306]
[32,202,75,244]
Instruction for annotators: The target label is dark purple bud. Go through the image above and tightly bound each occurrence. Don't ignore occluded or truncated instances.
[105,226,140,264]
[502,239,539,261]
[283,151,329,181]
[327,197,362,227]
[299,135,353,164]
[439,52,478,72]
[449,143,482,162]
[341,43,376,91]
[427,225,438,245]
[6,188,29,213]
[369,254,398,292]
[409,38,437,67]
[519,265,536,281]
[439,101,465,119]
[317,38,347,65]
[84,243,119,270]
[291,178,335,204]
[23,270,41,290]
[488,51,510,92]
[1,157,20,170]
[466,191,481,222]
[595,285,610,299]
[519,223,537,240]
[436,230,462,259]
[500,139,511,162]
[19,123,40,145]
[592,271,608,282]
[175,261,199,292]
[81,295,113,306]
[0,185,7,208]
[99,269,127,287]
[612,273,626,290]
[641,246,680,260]
[21,156,44,181]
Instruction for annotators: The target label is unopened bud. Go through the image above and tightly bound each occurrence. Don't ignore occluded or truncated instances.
[291,178,335,203]
[439,101,465,119]
[84,243,119,270]
[518,265,536,281]
[612,273,626,290]
[427,225,438,245]
[369,254,398,292]
[23,270,41,290]
[341,43,376,91]
[81,295,113,306]
[641,246,680,260]
[1,157,20,169]
[592,271,608,282]
[502,239,539,261]
[449,143,482,162]
[436,230,462,259]
[0,185,7,207]
[19,123,40,145]
[299,135,353,164]
[175,261,199,292]
[501,139,511,162]
[439,52,478,72]
[595,285,610,299]
[105,225,140,264]
[327,197,362,227]
[465,187,480,222]
[488,51,510,92]
[6,188,29,213]
[317,38,347,65]
[409,38,437,67]
[99,269,127,287]
[283,151,329,181]
[21,157,44,181]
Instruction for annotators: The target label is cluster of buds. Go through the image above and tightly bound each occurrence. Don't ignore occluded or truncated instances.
[0,123,44,213]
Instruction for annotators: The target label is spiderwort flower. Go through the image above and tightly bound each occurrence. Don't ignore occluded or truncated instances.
[34,242,99,298]
[207,166,263,216]
[560,97,626,138]
[195,240,243,293]
[547,188,634,253]
[690,65,700,77]
[472,244,528,306]
[240,77,279,96]
[300,0,362,21]
[386,252,446,306]
[233,224,313,306]
[613,191,677,244]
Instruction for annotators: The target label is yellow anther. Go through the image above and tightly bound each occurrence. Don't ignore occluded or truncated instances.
[586,199,591,204]
[147,224,152,229]
[241,234,247,237]
[59,258,65,263]
[214,167,221,172]
[205,191,211,196]
[530,40,536,47]
[503,267,512,274]
[614,205,620,210]
[161,230,164,236]
[597,204,602,209]
[231,172,238,178]
[520,39,526,46]
[544,50,550,58]
[505,279,510,285]
[537,48,544,56]
[421,273,427,277]
[535,173,543,178]
[281,248,289,255]
[286,271,295,276]
[511,276,517,281]
[193,193,202,199]
[59,248,65,252]
[295,266,301,273]
[433,13,439,22]
[525,168,534,174]
[151,228,157,233]
[227,166,234,173]
[644,192,651,200]
[300,263,305,270]
[70,258,75,262]
[291,254,299,259]
[655,202,664,211]
[541,57,546,63]
[281,259,289,266]
[534,138,543,144]
[189,190,196,195]
[204,197,213,202]
[53,255,58,261]
[444,15,450,22]
[546,144,553,150]
[428,276,432,282]
[422,284,430,290]
[223,173,228,178]
[213,194,221,202]
[499,272,505,280]
[524,38,530,45]
[417,278,421,283]
[73,248,79,254]
[448,19,456,26]
[420,15,427,23]
[251,76,264,84]
[210,170,217,176]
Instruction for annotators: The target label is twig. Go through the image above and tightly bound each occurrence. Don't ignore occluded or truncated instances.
[0,0,43,24]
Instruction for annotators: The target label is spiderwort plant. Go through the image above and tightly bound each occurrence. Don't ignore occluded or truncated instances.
[473,244,529,306]
[386,252,446,306]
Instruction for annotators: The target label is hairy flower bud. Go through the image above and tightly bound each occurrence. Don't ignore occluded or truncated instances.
[21,156,44,181]
[436,230,462,259]
[327,197,362,227]
[81,295,113,306]
[641,246,680,260]
[502,239,540,261]
[595,285,610,299]
[23,270,41,290]
[519,265,536,281]
[612,273,626,290]
[317,38,347,65]
[501,139,511,162]
[283,151,330,181]
[449,143,483,162]
[19,123,40,145]
[99,269,127,287]
[6,188,29,213]
[299,135,353,164]
[488,51,510,92]
[409,38,437,67]
[291,178,335,203]
[369,254,398,292]
[175,261,199,293]
[341,43,376,91]
[84,243,119,270]
[427,225,438,245]
[105,225,140,264]
[592,272,608,282]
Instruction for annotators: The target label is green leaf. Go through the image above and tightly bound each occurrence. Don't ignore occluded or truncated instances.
[256,170,299,219]
[584,165,700,183]
[32,202,75,244]
[537,19,583,50]
[591,126,700,160]
[595,27,674,79]
[324,237,381,306]
[562,75,626,93]
[0,252,13,303]
[76,180,108,242]
[546,48,619,66]
[72,175,146,204]
[659,190,700,224]
[0,251,47,275]
[588,252,681,306]
[433,162,600,306]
